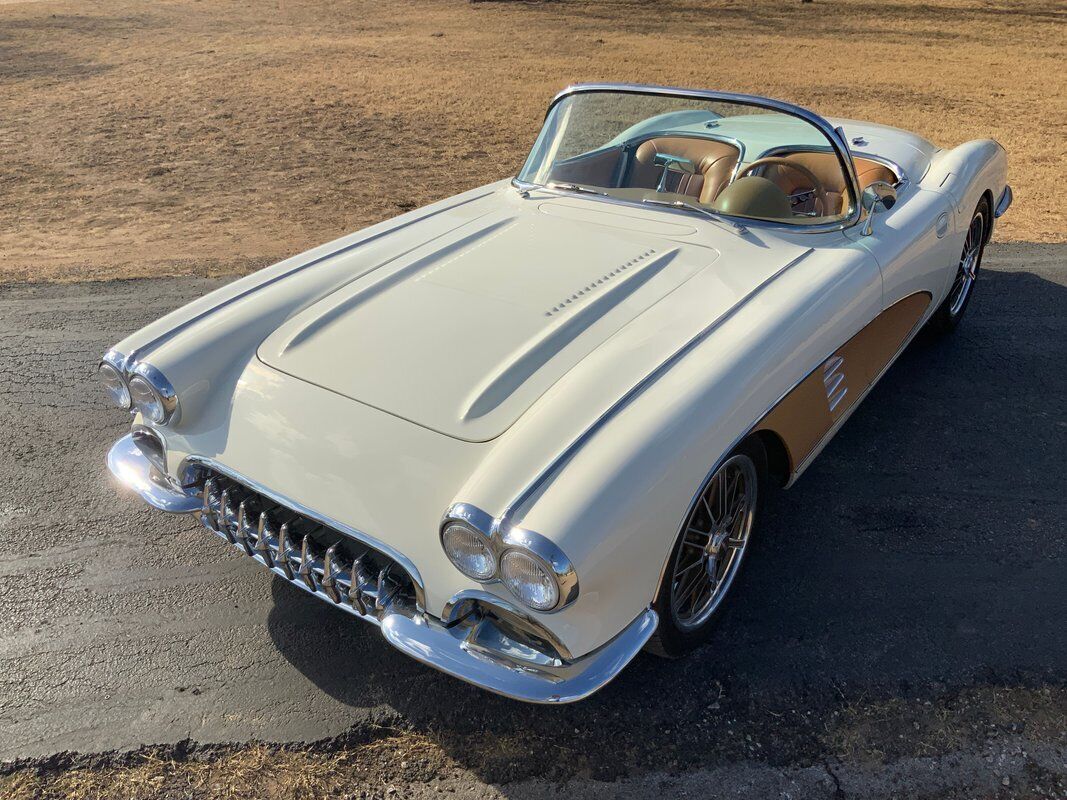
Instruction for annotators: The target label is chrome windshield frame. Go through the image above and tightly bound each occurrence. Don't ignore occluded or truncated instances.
[514,82,863,235]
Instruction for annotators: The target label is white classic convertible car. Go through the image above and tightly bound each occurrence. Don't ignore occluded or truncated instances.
[103,84,1010,703]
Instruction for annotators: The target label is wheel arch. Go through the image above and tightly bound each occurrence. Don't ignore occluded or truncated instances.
[752,428,791,487]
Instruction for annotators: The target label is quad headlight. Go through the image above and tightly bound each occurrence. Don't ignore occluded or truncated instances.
[98,361,131,409]
[440,504,579,613]
[97,353,179,425]
[499,549,559,612]
[441,522,497,581]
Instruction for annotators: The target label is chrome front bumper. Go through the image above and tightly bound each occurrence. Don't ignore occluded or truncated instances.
[107,434,657,703]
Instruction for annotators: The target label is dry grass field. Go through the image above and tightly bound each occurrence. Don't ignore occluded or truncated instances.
[0,0,1064,283]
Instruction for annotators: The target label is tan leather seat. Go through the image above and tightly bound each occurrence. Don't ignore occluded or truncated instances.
[631,137,741,204]
[758,152,897,216]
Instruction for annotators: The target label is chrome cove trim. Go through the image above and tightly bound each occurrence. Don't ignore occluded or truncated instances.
[995,184,1012,218]
[499,247,814,529]
[185,455,428,613]
[522,83,862,235]
[441,502,580,612]
[107,435,655,703]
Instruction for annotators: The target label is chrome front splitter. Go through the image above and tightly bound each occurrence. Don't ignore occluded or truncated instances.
[106,433,657,703]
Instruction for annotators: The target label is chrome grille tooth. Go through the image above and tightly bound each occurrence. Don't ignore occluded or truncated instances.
[201,478,216,528]
[298,534,318,592]
[235,501,255,556]
[321,543,345,603]
[218,489,236,543]
[347,557,368,615]
[375,564,396,611]
[275,522,295,580]
[255,512,275,567]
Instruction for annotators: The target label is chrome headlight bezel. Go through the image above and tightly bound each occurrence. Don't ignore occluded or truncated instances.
[128,362,179,425]
[439,503,579,613]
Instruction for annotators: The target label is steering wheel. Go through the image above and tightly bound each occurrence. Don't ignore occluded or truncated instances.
[736,157,829,216]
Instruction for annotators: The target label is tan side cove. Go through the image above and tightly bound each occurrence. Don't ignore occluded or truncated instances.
[757,292,932,475]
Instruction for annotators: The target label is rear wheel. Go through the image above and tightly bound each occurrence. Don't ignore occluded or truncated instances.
[928,198,990,333]
[646,437,766,658]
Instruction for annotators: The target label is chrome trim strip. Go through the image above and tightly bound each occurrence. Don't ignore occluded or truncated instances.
[125,190,495,364]
[995,184,1013,218]
[528,83,861,235]
[184,455,427,612]
[499,247,814,528]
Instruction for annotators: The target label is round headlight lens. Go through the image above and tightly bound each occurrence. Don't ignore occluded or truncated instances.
[98,363,131,409]
[129,376,165,423]
[499,550,560,612]
[442,523,496,581]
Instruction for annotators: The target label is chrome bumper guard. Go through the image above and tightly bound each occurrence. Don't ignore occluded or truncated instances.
[107,434,657,703]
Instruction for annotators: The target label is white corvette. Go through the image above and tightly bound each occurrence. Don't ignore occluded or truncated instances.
[103,84,1010,702]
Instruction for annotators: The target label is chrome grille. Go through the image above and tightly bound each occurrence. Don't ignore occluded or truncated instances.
[195,469,418,622]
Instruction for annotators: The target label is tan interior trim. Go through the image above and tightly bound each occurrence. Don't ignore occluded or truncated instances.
[756,292,932,474]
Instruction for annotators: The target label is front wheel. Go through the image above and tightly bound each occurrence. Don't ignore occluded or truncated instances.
[928,197,990,333]
[646,437,766,658]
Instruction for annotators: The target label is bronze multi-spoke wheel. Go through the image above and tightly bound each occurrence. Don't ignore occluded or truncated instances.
[648,438,766,657]
[930,197,990,333]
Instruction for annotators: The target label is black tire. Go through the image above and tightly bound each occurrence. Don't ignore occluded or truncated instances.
[646,436,767,658]
[927,197,991,334]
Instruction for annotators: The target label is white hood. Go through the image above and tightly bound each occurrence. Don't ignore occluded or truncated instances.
[257,200,799,442]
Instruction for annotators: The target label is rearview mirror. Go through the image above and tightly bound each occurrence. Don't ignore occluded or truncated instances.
[861,180,897,235]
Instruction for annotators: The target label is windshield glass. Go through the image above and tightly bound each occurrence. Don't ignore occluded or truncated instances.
[518,91,855,226]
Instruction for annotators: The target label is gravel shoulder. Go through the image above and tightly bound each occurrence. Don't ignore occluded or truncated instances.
[0,243,1064,797]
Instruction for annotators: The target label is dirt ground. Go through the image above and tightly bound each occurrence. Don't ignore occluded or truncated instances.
[0,0,1064,283]
[2,686,1064,798]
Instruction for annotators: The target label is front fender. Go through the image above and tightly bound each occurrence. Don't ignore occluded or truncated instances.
[507,240,882,656]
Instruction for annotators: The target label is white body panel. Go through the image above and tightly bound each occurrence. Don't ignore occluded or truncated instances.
[107,104,1008,666]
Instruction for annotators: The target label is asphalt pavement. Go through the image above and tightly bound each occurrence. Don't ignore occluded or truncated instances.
[0,244,1064,791]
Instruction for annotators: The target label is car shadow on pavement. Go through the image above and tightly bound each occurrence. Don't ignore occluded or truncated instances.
[265,266,1066,781]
